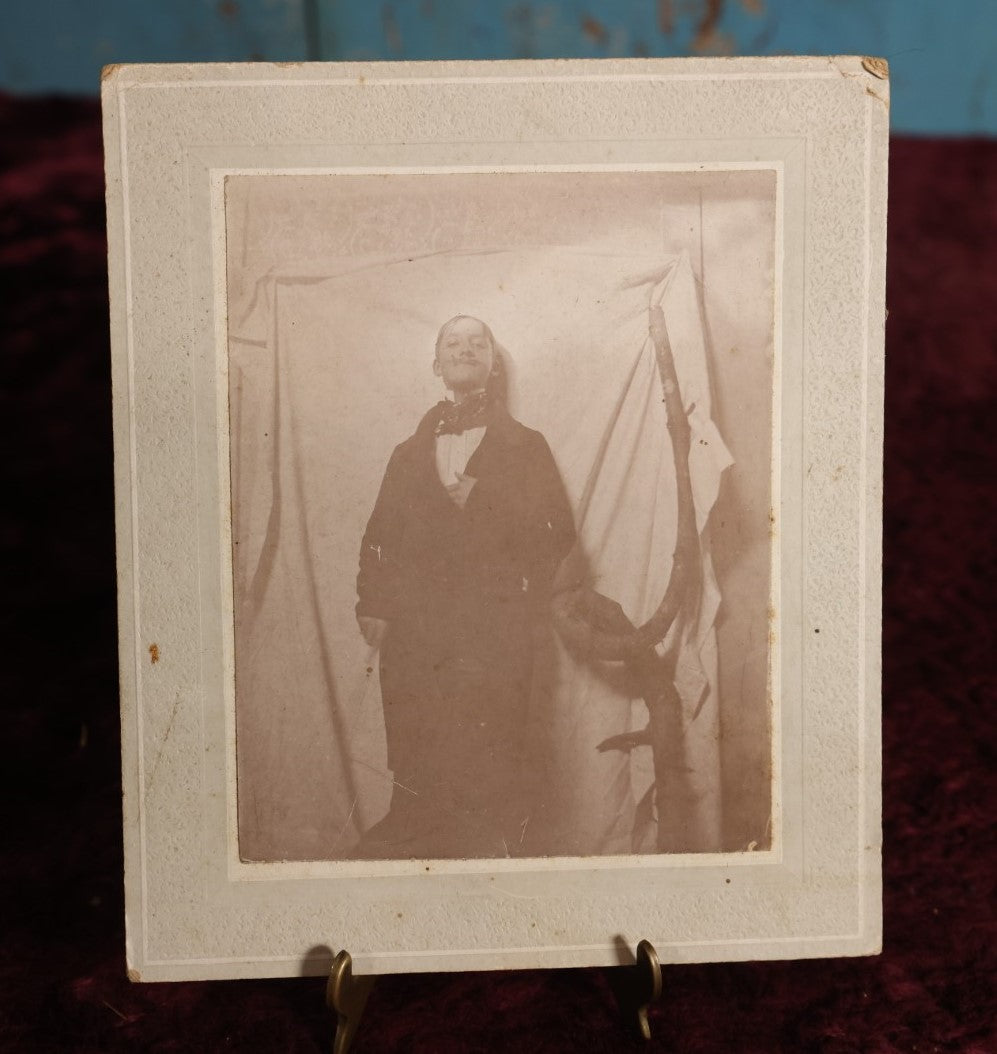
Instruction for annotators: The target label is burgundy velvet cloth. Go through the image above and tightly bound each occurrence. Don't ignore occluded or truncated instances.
[1,94,994,1051]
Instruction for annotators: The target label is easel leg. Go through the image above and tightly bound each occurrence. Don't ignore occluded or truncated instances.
[615,939,663,1041]
[327,950,376,1054]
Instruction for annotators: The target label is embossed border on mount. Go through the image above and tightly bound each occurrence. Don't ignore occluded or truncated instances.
[102,57,887,982]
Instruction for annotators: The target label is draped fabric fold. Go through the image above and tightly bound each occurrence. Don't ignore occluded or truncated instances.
[230,244,731,860]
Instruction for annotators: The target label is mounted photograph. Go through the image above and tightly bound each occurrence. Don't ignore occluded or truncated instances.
[103,57,886,981]
[226,168,777,865]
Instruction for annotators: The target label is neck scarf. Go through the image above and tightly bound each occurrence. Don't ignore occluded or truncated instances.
[433,390,491,436]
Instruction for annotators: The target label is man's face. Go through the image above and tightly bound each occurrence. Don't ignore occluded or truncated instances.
[433,317,494,394]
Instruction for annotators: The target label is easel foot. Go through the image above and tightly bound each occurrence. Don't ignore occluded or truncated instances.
[616,939,663,1041]
[327,950,375,1054]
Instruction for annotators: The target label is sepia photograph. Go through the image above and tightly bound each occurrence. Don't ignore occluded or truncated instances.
[226,169,777,864]
[104,58,885,980]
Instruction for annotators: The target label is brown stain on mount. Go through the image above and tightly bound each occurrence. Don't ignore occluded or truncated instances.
[149,643,160,664]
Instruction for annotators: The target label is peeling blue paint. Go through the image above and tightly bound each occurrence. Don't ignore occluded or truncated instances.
[1,0,994,134]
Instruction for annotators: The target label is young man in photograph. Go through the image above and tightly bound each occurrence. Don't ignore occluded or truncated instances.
[355,316,575,858]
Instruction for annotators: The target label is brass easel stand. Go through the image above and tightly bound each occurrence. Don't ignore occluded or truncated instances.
[326,951,376,1054]
[327,940,663,1051]
[624,939,664,1041]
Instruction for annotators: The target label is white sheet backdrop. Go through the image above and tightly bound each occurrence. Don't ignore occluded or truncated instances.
[230,237,733,860]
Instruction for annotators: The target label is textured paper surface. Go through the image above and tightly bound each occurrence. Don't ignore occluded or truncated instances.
[102,57,887,981]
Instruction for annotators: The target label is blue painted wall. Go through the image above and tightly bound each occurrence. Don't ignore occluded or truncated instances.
[2,0,994,135]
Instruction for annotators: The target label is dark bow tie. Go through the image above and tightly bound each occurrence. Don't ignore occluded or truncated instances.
[434,391,490,436]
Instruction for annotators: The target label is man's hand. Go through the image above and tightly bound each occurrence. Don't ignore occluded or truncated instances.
[446,472,477,511]
[649,304,669,348]
[357,616,389,649]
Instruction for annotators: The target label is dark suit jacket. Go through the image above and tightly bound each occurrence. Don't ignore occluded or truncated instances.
[354,401,576,856]
[356,401,575,645]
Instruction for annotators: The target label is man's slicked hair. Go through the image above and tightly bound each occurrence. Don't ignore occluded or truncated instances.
[434,315,497,358]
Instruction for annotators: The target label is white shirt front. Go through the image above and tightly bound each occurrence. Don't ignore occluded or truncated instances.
[435,426,486,486]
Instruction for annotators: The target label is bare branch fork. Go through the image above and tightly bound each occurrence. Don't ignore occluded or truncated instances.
[550,303,702,850]
[551,302,700,660]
